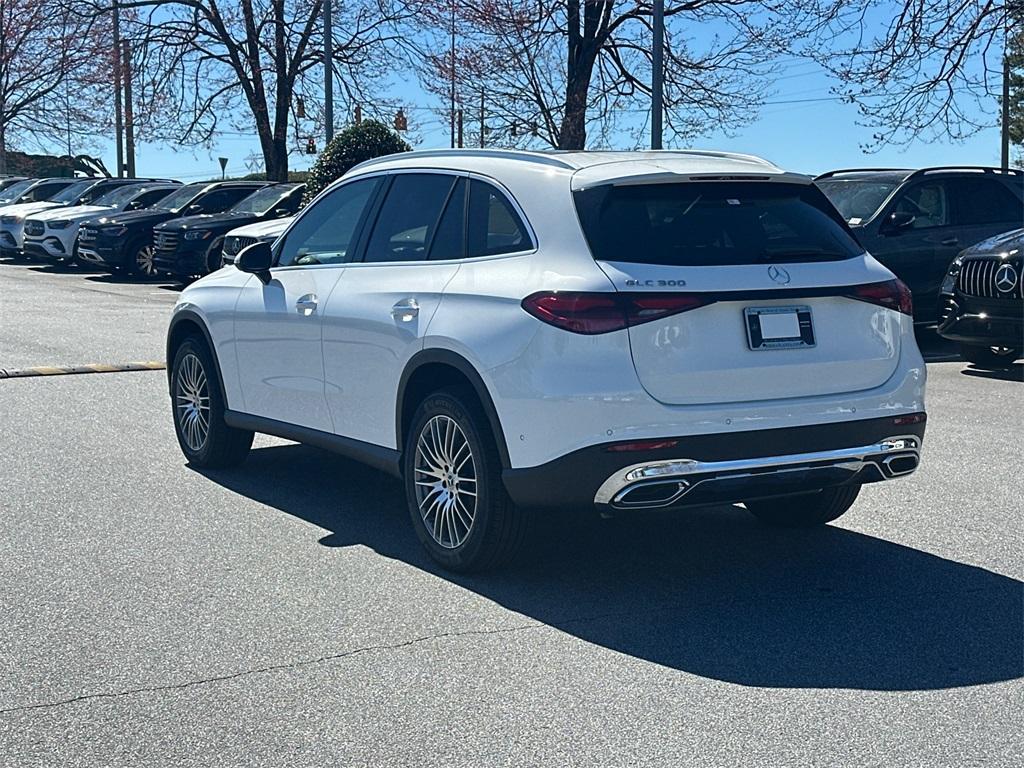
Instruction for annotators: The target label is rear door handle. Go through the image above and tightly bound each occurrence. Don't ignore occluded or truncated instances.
[296,293,318,315]
[391,298,419,322]
[941,237,959,247]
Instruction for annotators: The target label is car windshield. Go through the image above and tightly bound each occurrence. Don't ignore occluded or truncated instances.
[50,180,97,205]
[574,181,863,267]
[229,186,291,215]
[0,179,35,203]
[93,184,148,207]
[816,179,900,223]
[154,183,206,212]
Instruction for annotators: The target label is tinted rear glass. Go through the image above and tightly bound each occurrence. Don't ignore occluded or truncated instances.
[574,182,863,266]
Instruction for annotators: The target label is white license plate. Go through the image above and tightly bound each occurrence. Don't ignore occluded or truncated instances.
[744,306,815,350]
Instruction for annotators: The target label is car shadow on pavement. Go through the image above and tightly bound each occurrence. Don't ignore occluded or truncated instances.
[196,443,1023,693]
[960,363,1024,382]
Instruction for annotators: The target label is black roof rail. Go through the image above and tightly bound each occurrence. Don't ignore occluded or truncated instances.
[814,168,911,180]
[908,166,1023,179]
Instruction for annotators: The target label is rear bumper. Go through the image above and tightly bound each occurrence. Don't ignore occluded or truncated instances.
[502,414,926,510]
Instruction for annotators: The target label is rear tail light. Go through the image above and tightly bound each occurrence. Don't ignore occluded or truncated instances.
[521,292,712,334]
[846,279,913,316]
[606,439,680,452]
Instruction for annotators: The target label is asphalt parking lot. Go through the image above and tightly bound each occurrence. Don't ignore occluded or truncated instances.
[0,259,1021,767]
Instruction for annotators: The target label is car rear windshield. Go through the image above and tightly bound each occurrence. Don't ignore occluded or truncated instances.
[574,182,863,267]
[815,179,899,223]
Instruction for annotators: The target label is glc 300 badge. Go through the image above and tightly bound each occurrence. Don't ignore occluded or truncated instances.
[768,265,791,285]
[995,263,1018,293]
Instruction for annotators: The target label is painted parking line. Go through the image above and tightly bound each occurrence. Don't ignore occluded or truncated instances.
[0,361,166,379]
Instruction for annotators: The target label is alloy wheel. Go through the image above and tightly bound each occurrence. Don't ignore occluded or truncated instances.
[414,415,478,549]
[175,352,210,452]
[136,244,157,276]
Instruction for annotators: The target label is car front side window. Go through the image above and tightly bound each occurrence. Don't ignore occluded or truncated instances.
[890,182,951,229]
[276,178,380,267]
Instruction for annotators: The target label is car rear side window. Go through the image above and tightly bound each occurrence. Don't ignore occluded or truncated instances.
[363,174,456,263]
[952,178,1022,225]
[428,178,466,261]
[574,182,862,266]
[467,179,531,257]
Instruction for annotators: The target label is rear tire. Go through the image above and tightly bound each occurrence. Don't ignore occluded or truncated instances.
[403,388,529,572]
[959,343,1019,369]
[745,485,861,528]
[170,336,253,468]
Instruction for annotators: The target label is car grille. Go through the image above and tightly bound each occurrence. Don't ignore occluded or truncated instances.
[223,235,257,257]
[154,230,179,254]
[79,226,97,245]
[24,220,45,237]
[957,256,1024,299]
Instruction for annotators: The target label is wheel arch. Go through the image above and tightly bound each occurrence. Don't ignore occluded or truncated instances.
[396,349,511,469]
[165,310,228,400]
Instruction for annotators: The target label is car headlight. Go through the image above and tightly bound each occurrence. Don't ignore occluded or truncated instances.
[1,215,21,225]
[940,256,963,293]
[47,220,71,230]
[102,225,128,237]
[184,230,212,241]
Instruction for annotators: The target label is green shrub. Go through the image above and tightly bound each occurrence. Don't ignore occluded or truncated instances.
[302,120,411,205]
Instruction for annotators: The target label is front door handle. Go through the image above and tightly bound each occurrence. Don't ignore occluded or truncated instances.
[296,293,318,315]
[941,237,959,247]
[391,298,419,322]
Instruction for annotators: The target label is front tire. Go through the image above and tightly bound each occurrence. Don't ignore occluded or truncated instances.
[745,485,861,528]
[403,389,529,572]
[130,240,159,278]
[959,343,1019,369]
[171,336,253,468]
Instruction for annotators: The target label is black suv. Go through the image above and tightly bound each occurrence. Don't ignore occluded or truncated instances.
[937,228,1023,368]
[78,181,266,277]
[815,167,1023,323]
[152,183,303,279]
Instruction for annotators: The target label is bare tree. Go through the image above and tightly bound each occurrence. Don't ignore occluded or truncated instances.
[0,0,110,172]
[418,1,832,150]
[809,1,1022,150]
[101,0,417,180]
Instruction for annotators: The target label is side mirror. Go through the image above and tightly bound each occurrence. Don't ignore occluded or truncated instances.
[882,211,915,234]
[273,208,291,218]
[125,200,142,211]
[187,203,204,214]
[236,241,273,284]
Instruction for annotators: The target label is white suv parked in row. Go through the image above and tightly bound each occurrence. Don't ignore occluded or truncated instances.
[167,149,927,571]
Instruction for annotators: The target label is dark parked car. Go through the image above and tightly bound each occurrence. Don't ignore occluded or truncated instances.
[78,181,267,277]
[937,228,1023,368]
[152,183,303,278]
[815,167,1024,323]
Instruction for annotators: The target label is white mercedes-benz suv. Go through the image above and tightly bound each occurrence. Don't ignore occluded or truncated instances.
[167,149,927,571]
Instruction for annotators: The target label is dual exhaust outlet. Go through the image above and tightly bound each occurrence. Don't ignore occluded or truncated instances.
[595,436,922,510]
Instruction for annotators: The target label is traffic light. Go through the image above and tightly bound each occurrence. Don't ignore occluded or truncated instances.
[306,137,316,155]
[394,108,408,131]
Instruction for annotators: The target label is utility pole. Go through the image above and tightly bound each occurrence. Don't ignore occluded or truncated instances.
[457,109,464,148]
[651,0,664,150]
[450,3,456,149]
[0,0,7,175]
[112,1,124,178]
[324,0,334,143]
[1001,16,1011,171]
[122,39,135,178]
[479,89,485,148]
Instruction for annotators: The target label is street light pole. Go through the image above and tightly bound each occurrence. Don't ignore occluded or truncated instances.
[324,0,334,143]
[651,0,664,150]
[1001,16,1010,171]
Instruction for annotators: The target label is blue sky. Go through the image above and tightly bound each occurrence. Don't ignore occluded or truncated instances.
[108,58,1006,182]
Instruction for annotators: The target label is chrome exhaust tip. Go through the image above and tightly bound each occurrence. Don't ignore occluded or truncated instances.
[881,453,919,477]
[612,480,689,509]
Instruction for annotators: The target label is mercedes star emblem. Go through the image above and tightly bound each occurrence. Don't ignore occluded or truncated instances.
[768,265,791,285]
[995,263,1018,293]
